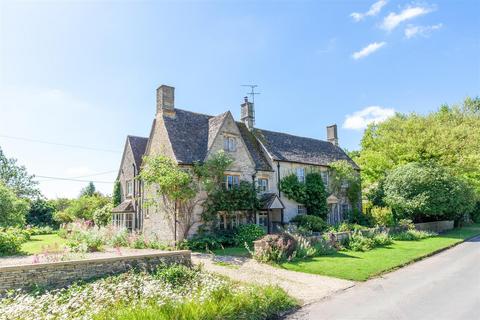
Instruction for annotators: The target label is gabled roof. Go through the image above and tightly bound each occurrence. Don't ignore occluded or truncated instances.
[161,109,272,171]
[259,193,285,210]
[127,135,148,168]
[253,129,359,169]
[163,109,211,164]
[207,112,229,150]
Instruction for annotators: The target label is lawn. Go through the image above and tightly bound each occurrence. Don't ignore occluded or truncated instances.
[281,224,480,281]
[211,246,250,257]
[21,234,66,255]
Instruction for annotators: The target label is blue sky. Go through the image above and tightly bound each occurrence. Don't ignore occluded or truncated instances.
[0,0,479,198]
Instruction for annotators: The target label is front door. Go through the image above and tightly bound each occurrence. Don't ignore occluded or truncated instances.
[257,212,268,231]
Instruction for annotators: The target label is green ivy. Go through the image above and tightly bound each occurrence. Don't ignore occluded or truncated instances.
[280,172,328,219]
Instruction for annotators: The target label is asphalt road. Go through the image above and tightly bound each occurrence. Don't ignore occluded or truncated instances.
[286,236,480,320]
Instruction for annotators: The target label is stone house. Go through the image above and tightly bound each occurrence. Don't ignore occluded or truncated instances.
[113,84,360,241]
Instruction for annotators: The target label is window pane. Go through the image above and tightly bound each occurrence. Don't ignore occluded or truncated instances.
[224,138,229,151]
[233,176,239,186]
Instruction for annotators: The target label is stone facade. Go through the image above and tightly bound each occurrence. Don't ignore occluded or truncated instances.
[115,84,360,242]
[0,251,191,293]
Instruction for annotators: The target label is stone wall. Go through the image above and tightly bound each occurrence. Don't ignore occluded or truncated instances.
[0,250,191,293]
[415,220,454,233]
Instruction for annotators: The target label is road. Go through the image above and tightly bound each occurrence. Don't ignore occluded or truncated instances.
[286,236,480,320]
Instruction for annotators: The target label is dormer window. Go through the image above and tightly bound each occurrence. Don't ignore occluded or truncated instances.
[223,136,236,152]
[296,168,305,183]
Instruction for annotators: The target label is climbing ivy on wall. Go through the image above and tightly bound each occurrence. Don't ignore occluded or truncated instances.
[280,172,328,219]
[329,160,361,209]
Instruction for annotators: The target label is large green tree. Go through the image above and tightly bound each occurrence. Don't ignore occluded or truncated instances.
[356,97,480,193]
[383,162,475,222]
[0,147,40,198]
[0,182,30,227]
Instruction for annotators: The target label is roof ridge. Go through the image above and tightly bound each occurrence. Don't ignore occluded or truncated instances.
[254,127,330,144]
[175,108,215,118]
[127,135,148,139]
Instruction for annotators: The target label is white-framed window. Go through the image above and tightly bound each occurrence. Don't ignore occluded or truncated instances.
[126,180,133,196]
[223,174,240,190]
[223,136,236,152]
[257,212,268,230]
[296,168,305,183]
[321,171,329,187]
[112,213,134,231]
[257,178,269,192]
[297,205,307,215]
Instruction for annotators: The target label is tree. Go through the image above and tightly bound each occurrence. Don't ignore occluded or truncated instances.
[0,147,40,198]
[383,162,475,222]
[112,181,122,206]
[140,156,198,243]
[0,182,30,227]
[356,97,480,193]
[54,194,110,224]
[26,198,58,227]
[80,182,96,197]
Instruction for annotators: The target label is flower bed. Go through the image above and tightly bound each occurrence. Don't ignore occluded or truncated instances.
[0,264,296,320]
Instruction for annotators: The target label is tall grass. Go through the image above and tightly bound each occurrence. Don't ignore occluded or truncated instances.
[93,285,296,320]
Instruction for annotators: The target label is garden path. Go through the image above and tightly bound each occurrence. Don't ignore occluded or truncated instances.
[191,253,354,304]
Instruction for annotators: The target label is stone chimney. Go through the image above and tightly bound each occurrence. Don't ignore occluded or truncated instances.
[241,96,255,130]
[327,124,338,146]
[156,85,175,116]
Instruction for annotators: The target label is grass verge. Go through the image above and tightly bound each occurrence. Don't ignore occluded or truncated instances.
[281,224,480,281]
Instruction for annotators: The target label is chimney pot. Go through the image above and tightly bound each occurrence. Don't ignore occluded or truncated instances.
[327,124,338,146]
[156,85,175,115]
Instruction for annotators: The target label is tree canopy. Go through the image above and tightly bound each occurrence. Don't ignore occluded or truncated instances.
[0,147,40,198]
[0,182,30,227]
[383,162,475,222]
[355,97,480,193]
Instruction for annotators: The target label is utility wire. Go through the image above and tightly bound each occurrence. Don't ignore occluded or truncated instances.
[0,134,121,153]
[34,175,114,184]
[37,170,117,182]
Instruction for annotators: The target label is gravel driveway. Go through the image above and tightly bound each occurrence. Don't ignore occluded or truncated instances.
[191,252,354,304]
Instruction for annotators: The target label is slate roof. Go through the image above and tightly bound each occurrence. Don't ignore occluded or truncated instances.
[162,109,273,171]
[253,129,359,169]
[130,108,358,171]
[112,200,134,213]
[259,193,285,210]
[127,135,148,168]
[163,109,211,164]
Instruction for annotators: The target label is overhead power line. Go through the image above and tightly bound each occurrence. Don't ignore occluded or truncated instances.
[0,134,121,153]
[34,175,114,184]
[37,170,117,182]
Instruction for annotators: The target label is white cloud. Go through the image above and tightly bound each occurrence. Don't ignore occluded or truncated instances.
[352,41,386,60]
[405,23,442,39]
[351,0,388,22]
[343,106,395,130]
[382,5,433,31]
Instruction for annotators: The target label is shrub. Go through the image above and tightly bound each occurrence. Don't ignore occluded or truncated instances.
[64,221,104,252]
[336,222,368,233]
[346,231,375,252]
[372,232,393,246]
[291,215,327,233]
[253,233,297,263]
[26,198,58,227]
[396,219,415,231]
[182,229,236,251]
[371,206,394,227]
[25,225,55,236]
[392,229,436,241]
[107,228,129,247]
[93,203,113,227]
[234,224,266,247]
[347,208,372,226]
[0,228,27,255]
